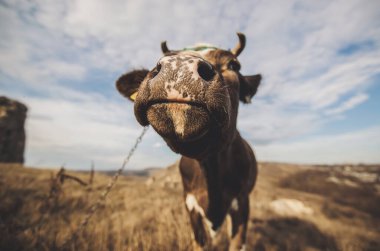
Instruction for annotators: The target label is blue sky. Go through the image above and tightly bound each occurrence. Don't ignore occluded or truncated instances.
[1,0,379,170]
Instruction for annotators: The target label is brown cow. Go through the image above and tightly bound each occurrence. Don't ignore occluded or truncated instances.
[116,33,261,251]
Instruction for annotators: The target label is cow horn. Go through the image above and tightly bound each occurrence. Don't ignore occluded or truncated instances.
[161,41,171,54]
[231,32,246,57]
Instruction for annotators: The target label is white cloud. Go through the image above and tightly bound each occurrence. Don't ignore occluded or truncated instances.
[325,93,368,115]
[23,94,178,169]
[37,60,86,80]
[153,142,163,148]
[255,126,380,164]
[0,3,87,94]
[239,102,322,144]
[24,94,137,166]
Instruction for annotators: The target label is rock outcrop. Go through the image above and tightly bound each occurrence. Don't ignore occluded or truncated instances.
[0,96,27,163]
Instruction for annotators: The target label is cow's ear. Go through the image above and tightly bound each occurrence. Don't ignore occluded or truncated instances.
[239,74,262,104]
[116,69,149,102]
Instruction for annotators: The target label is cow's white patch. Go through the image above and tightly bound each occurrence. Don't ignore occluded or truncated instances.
[161,55,200,83]
[185,194,205,215]
[205,218,216,238]
[185,193,218,239]
[226,214,233,237]
[240,244,246,251]
[160,56,177,69]
[167,104,189,136]
[166,86,191,101]
[231,198,239,211]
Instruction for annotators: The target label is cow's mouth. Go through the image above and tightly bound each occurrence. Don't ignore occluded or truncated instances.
[146,100,210,142]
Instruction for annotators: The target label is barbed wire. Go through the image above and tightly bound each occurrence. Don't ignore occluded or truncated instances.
[58,126,149,250]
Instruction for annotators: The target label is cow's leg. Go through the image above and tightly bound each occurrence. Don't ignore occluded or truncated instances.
[227,196,249,251]
[185,193,214,251]
[188,210,211,251]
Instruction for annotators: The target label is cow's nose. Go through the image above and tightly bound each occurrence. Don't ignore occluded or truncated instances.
[197,61,215,81]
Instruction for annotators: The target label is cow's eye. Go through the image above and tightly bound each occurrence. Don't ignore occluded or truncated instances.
[151,63,162,77]
[228,61,241,71]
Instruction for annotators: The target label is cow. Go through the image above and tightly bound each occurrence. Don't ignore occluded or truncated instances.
[116,33,261,251]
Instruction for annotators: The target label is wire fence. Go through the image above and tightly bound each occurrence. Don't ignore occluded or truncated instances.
[58,126,149,250]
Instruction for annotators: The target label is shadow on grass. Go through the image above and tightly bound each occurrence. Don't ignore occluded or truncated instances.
[251,217,339,251]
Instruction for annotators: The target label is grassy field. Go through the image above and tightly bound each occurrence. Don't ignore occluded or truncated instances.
[0,162,379,251]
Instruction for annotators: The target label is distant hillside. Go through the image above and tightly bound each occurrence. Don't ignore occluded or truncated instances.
[73,167,162,178]
[0,162,379,251]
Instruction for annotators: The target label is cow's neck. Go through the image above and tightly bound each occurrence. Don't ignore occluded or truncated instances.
[197,129,240,229]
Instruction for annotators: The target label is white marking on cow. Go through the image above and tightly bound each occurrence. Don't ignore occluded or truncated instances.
[161,55,200,82]
[167,103,190,136]
[226,214,233,237]
[240,244,246,251]
[160,56,177,69]
[165,85,191,101]
[205,218,216,238]
[185,194,218,239]
[188,59,200,82]
[185,194,204,215]
[231,198,239,211]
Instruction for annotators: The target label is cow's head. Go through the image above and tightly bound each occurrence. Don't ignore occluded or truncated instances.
[117,33,261,158]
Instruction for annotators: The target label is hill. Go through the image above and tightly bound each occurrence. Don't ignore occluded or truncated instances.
[0,162,379,251]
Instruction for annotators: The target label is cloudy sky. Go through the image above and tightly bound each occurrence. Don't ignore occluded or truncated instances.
[1,0,379,170]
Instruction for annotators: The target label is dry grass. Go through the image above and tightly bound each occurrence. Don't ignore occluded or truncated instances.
[0,162,379,251]
[0,164,192,251]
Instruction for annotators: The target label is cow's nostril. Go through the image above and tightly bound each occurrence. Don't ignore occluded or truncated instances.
[151,63,162,78]
[197,61,215,81]
[156,62,162,72]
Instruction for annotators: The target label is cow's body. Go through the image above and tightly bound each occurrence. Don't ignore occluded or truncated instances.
[116,33,261,250]
[180,131,257,250]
